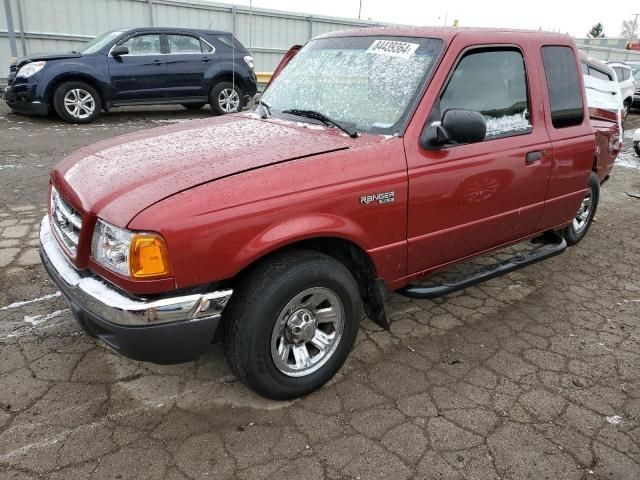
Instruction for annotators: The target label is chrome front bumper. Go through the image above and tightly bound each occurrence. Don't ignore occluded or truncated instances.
[39,215,233,327]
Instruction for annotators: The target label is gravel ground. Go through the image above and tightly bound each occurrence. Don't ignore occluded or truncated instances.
[1,104,639,480]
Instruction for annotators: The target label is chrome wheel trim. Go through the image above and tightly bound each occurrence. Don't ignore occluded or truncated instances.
[270,287,344,378]
[63,88,95,119]
[572,190,593,233]
[218,88,240,113]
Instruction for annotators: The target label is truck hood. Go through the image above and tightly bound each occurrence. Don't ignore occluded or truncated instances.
[12,52,82,69]
[52,114,351,226]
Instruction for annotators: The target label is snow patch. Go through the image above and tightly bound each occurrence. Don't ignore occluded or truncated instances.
[484,111,531,138]
[0,291,61,310]
[616,151,640,170]
[605,415,624,425]
[23,309,68,326]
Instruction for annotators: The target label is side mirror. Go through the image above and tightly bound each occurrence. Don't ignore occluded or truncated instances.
[111,45,129,57]
[420,109,487,149]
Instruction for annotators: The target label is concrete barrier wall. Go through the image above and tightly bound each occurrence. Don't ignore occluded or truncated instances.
[1,0,388,81]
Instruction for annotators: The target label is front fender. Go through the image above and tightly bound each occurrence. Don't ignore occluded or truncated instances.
[40,60,109,100]
[231,213,369,271]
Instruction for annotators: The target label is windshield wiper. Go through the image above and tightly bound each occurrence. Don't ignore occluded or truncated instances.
[282,109,359,138]
[256,99,272,119]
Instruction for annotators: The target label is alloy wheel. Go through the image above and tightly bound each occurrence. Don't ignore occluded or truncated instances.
[572,190,593,233]
[63,88,95,120]
[218,88,240,113]
[270,287,344,377]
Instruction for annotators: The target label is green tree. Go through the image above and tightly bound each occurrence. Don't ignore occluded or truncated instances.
[588,22,605,38]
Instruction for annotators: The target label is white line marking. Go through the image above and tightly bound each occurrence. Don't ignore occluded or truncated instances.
[0,292,61,310]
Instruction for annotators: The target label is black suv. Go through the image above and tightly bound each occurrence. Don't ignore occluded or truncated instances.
[4,27,258,123]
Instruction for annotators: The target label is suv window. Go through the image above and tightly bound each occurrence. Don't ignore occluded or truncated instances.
[541,46,584,129]
[584,64,612,81]
[120,34,163,55]
[167,34,213,54]
[430,48,532,140]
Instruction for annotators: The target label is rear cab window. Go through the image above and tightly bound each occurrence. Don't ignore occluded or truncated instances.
[541,46,584,129]
[428,47,532,140]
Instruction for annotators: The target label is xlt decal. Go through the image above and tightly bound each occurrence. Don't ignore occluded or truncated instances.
[360,191,395,205]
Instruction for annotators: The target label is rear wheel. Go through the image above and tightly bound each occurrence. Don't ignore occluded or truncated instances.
[561,171,600,245]
[181,102,206,110]
[623,99,631,120]
[53,81,101,123]
[209,82,243,115]
[223,250,361,400]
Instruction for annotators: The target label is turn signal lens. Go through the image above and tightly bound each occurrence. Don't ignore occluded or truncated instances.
[129,234,172,279]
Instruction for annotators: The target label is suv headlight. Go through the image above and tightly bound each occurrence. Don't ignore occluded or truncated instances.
[244,55,254,70]
[91,219,172,279]
[16,61,46,78]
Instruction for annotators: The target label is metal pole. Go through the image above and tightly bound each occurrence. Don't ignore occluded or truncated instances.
[16,0,26,56]
[358,0,362,20]
[3,0,18,59]
[147,0,154,26]
[632,13,640,41]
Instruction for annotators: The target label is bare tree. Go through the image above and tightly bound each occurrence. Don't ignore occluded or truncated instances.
[621,18,638,39]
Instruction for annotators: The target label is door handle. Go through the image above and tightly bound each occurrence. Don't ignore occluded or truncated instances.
[201,56,211,62]
[152,59,163,65]
[525,150,543,164]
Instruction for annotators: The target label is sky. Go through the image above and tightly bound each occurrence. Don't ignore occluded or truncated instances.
[212,0,639,38]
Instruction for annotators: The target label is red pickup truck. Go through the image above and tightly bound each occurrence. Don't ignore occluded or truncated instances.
[41,27,620,399]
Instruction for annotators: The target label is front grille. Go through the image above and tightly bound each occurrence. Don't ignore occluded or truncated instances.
[50,187,82,257]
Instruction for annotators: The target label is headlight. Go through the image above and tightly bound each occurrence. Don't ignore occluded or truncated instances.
[244,55,254,70]
[91,219,172,279]
[16,61,46,78]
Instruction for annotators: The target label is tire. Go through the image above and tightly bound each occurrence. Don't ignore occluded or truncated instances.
[181,102,206,110]
[634,141,640,157]
[53,81,101,124]
[223,250,362,400]
[561,171,600,246]
[209,82,243,115]
[623,99,631,121]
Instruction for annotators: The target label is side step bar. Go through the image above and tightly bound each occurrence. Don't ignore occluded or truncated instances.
[398,232,567,299]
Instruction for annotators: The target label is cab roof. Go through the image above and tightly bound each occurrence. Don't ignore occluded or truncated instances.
[317,26,573,44]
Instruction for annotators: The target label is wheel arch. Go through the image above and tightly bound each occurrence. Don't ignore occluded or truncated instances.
[208,71,251,95]
[46,74,106,110]
[229,235,390,330]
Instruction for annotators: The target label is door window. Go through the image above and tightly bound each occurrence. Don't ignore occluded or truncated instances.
[167,34,212,54]
[119,34,163,55]
[541,46,584,128]
[430,48,532,140]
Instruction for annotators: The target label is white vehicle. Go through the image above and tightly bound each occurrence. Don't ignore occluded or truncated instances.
[633,128,640,156]
[607,62,635,118]
[582,53,623,140]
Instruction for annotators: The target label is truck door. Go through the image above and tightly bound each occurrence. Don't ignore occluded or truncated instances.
[533,45,596,231]
[403,40,553,275]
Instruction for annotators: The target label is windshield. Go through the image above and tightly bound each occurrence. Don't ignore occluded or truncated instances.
[261,36,443,135]
[81,30,124,54]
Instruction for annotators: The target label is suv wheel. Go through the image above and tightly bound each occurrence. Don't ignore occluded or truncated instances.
[623,99,631,120]
[223,250,361,400]
[209,82,243,115]
[53,81,101,124]
[562,171,600,245]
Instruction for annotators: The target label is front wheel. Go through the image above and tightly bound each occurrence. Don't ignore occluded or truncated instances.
[223,250,362,400]
[53,81,101,124]
[561,171,600,245]
[209,82,243,115]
